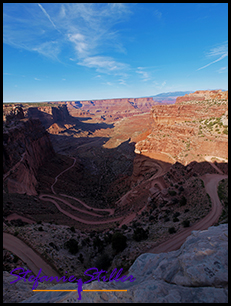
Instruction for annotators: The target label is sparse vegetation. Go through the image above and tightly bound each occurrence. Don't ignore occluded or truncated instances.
[111,232,127,253]
[64,238,79,255]
[133,227,149,242]
[168,190,176,196]
[168,227,176,234]
[182,220,190,227]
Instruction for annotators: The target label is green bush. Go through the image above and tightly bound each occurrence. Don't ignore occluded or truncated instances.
[111,232,127,253]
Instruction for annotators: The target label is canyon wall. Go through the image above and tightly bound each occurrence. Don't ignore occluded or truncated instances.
[3,117,55,195]
[175,89,228,104]
[66,97,159,119]
[136,90,228,163]
[26,104,73,128]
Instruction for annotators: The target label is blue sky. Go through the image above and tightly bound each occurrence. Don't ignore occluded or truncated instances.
[3,3,228,102]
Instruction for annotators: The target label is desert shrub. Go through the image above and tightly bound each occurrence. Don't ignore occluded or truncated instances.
[49,242,59,251]
[112,232,127,253]
[70,226,75,233]
[93,236,104,252]
[95,253,112,271]
[38,226,43,231]
[121,224,128,230]
[13,255,19,263]
[182,220,190,227]
[164,217,170,222]
[149,215,155,221]
[78,253,84,264]
[133,227,149,242]
[168,190,176,196]
[173,217,179,222]
[64,238,79,255]
[81,237,90,246]
[103,233,112,244]
[173,212,180,218]
[179,196,187,206]
[168,227,176,234]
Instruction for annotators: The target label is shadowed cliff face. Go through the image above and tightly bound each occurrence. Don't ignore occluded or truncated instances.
[3,118,55,195]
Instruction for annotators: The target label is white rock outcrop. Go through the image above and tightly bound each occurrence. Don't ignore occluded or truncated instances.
[17,224,228,303]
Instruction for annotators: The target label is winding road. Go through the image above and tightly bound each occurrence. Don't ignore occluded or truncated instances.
[38,156,123,224]
[3,154,227,277]
[149,173,228,254]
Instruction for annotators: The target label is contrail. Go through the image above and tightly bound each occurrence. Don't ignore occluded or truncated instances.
[197,53,227,71]
[38,3,61,33]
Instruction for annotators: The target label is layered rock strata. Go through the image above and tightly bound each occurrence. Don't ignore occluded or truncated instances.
[3,118,55,195]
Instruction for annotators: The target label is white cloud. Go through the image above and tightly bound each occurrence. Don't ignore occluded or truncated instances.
[136,67,151,81]
[197,41,228,71]
[217,66,227,74]
[153,9,162,20]
[3,3,132,76]
[37,3,60,33]
[78,56,129,75]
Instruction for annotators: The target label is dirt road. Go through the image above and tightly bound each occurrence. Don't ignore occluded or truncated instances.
[3,155,227,279]
[149,173,227,254]
[3,232,60,278]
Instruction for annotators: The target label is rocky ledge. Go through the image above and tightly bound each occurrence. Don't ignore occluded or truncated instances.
[18,224,228,303]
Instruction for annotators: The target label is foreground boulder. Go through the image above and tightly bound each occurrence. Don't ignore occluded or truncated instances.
[21,224,228,303]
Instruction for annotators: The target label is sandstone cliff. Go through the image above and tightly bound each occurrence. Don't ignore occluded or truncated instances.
[66,97,159,121]
[175,89,228,104]
[3,117,55,195]
[135,90,228,164]
[18,224,228,303]
[26,104,74,128]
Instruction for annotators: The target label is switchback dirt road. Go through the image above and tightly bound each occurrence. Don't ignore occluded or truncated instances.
[149,173,227,254]
[3,154,227,277]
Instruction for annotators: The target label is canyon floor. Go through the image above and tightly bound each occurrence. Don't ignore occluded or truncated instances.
[3,91,228,302]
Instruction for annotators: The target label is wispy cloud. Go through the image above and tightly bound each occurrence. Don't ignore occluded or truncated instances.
[217,66,227,74]
[37,3,61,33]
[153,9,162,20]
[197,41,228,71]
[78,56,129,76]
[3,3,132,74]
[136,67,151,81]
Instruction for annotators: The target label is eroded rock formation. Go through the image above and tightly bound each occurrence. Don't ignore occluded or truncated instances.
[3,116,55,195]
[135,90,228,164]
